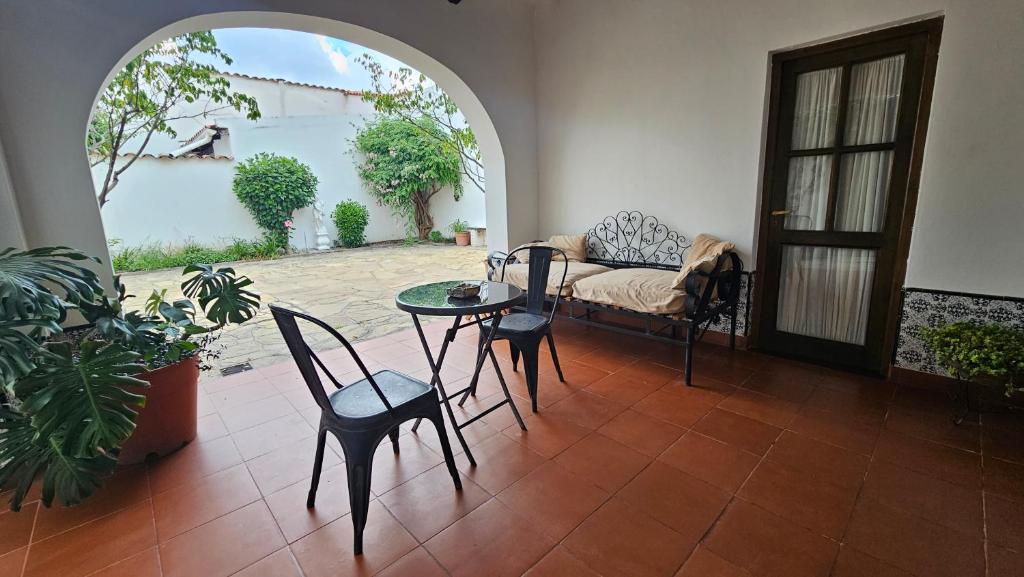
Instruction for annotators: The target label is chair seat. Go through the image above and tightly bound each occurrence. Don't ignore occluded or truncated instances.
[482,312,548,334]
[329,370,433,418]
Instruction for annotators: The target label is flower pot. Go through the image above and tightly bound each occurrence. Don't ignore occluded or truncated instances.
[454,231,471,246]
[119,356,200,464]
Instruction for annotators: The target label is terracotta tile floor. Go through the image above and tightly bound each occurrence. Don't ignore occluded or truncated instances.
[2,322,1023,577]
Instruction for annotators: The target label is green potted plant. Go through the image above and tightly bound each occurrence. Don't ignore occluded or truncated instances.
[920,322,1024,422]
[450,219,471,246]
[0,247,259,510]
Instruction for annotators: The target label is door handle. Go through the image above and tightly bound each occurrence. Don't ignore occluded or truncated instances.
[770,210,791,217]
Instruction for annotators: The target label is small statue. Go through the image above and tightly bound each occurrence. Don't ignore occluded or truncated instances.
[313,199,331,251]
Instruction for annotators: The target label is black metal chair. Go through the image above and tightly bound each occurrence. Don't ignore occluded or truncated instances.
[467,246,568,412]
[269,305,461,555]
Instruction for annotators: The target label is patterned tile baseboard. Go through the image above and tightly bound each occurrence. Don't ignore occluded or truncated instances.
[895,288,1024,375]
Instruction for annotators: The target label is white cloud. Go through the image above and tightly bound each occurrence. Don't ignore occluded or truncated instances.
[315,35,349,75]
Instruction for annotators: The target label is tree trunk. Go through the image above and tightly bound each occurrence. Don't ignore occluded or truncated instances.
[412,189,434,240]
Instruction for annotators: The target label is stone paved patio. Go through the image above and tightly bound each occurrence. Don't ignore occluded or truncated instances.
[120,244,488,374]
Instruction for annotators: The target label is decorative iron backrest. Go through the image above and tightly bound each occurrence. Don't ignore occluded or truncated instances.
[586,211,691,270]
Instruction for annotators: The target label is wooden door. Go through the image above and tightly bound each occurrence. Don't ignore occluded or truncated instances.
[755,20,941,373]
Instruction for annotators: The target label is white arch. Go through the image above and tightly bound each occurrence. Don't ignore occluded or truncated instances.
[90,11,509,261]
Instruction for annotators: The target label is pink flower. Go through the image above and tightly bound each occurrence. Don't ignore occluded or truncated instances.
[284,220,294,229]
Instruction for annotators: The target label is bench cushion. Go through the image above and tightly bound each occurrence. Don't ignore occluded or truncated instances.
[572,267,687,314]
[513,234,587,263]
[500,262,611,297]
[673,233,735,290]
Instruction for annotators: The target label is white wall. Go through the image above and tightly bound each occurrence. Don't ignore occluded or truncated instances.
[96,157,259,249]
[94,112,486,248]
[534,0,1024,297]
[0,1,538,287]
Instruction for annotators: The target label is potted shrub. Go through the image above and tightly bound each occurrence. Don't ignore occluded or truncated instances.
[920,322,1024,422]
[0,247,259,510]
[332,199,371,248]
[450,219,471,246]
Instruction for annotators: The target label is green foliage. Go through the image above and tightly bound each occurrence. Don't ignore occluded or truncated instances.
[233,153,319,249]
[332,200,371,248]
[110,239,277,272]
[428,230,444,243]
[449,219,469,234]
[0,247,104,389]
[920,322,1024,396]
[0,245,262,510]
[83,267,261,369]
[89,31,260,207]
[1,340,147,510]
[356,55,484,193]
[354,116,462,239]
[14,342,147,461]
[180,264,260,328]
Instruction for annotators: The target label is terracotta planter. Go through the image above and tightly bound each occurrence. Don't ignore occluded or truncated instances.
[119,356,199,464]
[454,231,471,246]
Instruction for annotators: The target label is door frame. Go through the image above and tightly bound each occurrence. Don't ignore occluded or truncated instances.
[748,16,943,375]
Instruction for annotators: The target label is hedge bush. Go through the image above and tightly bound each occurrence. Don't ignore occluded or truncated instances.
[232,152,318,249]
[332,200,370,247]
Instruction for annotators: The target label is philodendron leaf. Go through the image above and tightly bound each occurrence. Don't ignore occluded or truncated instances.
[0,246,103,323]
[0,405,120,511]
[180,264,260,328]
[14,341,147,459]
[0,319,61,390]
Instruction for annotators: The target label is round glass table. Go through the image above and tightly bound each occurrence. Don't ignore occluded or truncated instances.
[395,280,524,316]
[395,280,527,466]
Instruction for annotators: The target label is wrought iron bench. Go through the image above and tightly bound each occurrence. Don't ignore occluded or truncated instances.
[486,211,744,385]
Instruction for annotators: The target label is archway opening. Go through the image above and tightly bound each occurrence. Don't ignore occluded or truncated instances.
[86,14,508,370]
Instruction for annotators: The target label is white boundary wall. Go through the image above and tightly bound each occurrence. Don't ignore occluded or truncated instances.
[92,79,485,249]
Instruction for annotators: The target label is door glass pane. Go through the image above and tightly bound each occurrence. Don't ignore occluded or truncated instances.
[836,151,893,232]
[777,246,877,345]
[792,67,841,150]
[784,155,831,230]
[845,54,905,145]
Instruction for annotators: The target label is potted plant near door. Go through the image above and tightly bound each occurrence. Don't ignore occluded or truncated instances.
[920,322,1024,423]
[0,246,259,510]
[450,219,471,246]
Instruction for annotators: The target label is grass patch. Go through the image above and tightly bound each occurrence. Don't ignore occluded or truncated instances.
[111,238,279,273]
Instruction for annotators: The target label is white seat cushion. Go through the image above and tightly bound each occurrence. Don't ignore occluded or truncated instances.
[572,267,686,314]
[500,262,611,297]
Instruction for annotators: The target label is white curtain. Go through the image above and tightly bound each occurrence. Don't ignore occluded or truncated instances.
[836,151,893,232]
[834,55,904,232]
[791,67,840,150]
[845,54,905,145]
[775,56,903,345]
[777,246,876,345]
[784,155,831,230]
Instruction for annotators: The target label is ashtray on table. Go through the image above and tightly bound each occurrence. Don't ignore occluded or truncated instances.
[446,282,482,299]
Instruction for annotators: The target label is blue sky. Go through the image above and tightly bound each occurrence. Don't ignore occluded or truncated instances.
[208,28,414,91]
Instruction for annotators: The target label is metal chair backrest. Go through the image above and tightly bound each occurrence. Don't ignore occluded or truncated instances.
[269,304,395,417]
[501,245,569,321]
